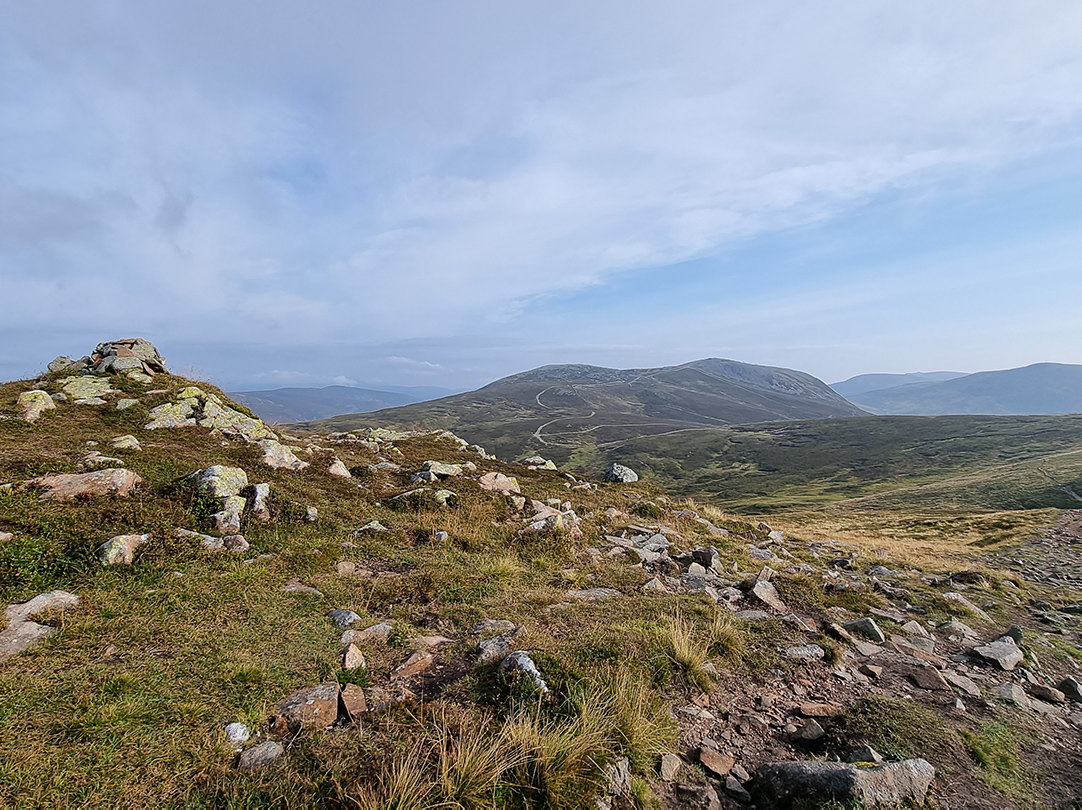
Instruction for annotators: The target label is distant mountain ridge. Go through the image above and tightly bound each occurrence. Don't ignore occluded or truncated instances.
[229,385,451,423]
[298,357,867,462]
[831,371,967,399]
[841,363,1082,415]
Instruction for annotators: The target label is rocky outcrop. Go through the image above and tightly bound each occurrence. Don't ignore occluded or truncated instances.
[25,469,142,501]
[49,338,168,377]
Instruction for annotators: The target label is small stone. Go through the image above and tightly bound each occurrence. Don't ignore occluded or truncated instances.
[785,644,826,661]
[972,637,1024,671]
[327,458,352,478]
[327,609,361,627]
[237,741,283,770]
[97,533,149,565]
[222,535,249,553]
[723,776,752,804]
[499,650,550,694]
[1028,684,1065,704]
[342,643,366,670]
[843,617,886,643]
[470,618,516,635]
[305,506,319,522]
[994,682,1030,707]
[17,390,56,423]
[116,399,139,411]
[1058,676,1082,703]
[799,702,842,717]
[660,753,681,781]
[270,683,340,731]
[224,722,251,744]
[943,670,982,697]
[478,625,527,663]
[699,747,735,778]
[796,719,825,741]
[846,744,884,765]
[340,683,366,721]
[345,622,393,644]
[282,579,323,596]
[478,472,520,494]
[859,664,883,679]
[390,650,433,680]
[750,580,788,612]
[909,666,952,692]
[110,434,141,450]
[27,469,142,501]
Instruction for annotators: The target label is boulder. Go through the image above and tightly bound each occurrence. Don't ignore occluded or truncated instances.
[478,472,521,494]
[603,463,639,483]
[270,683,340,732]
[660,753,682,781]
[699,748,735,778]
[942,592,991,622]
[198,398,276,440]
[194,466,249,499]
[48,356,75,373]
[340,683,367,721]
[755,759,935,807]
[1058,676,1082,703]
[27,469,142,501]
[17,390,55,423]
[97,533,150,565]
[389,650,434,681]
[257,440,309,471]
[994,682,1030,707]
[421,460,462,478]
[342,644,366,671]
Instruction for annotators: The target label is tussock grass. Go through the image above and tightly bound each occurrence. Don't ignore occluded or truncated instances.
[659,611,714,691]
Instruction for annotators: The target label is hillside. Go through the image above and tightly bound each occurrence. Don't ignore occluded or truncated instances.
[301,358,867,464]
[845,363,1082,415]
[831,372,967,399]
[229,385,426,423]
[1,340,1081,808]
[593,414,1082,514]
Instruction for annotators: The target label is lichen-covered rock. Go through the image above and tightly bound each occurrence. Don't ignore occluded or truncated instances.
[499,650,549,694]
[257,439,309,471]
[145,400,196,429]
[61,376,117,400]
[194,466,249,499]
[26,469,142,501]
[199,399,276,440]
[111,435,141,451]
[971,636,1024,671]
[17,390,55,423]
[421,460,462,478]
[5,590,81,625]
[97,533,150,565]
[249,483,272,521]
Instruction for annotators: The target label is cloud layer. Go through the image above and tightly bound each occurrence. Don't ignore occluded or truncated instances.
[2,1,1082,387]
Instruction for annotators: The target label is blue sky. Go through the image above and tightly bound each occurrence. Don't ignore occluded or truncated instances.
[2,1,1081,391]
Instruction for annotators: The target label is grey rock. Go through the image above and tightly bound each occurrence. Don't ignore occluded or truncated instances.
[756,758,935,807]
[1058,676,1082,703]
[603,463,639,483]
[847,745,884,765]
[116,398,139,411]
[327,609,361,627]
[971,637,1024,671]
[785,644,826,661]
[224,722,251,744]
[750,580,788,612]
[724,775,752,804]
[470,618,516,635]
[660,753,681,781]
[478,625,526,663]
[499,650,549,694]
[994,682,1030,707]
[237,741,284,770]
[844,617,886,643]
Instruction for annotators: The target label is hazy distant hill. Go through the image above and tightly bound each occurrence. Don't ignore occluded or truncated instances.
[847,363,1082,415]
[299,358,867,461]
[831,371,967,398]
[229,385,451,423]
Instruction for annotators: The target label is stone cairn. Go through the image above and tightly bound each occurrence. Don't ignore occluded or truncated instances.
[49,338,169,377]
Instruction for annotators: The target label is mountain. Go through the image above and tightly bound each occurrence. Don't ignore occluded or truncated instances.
[229,385,451,423]
[299,357,867,462]
[846,362,1082,415]
[831,371,967,398]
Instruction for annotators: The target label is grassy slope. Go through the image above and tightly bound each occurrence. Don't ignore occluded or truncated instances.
[591,414,1082,513]
[1,373,1079,808]
[299,363,866,465]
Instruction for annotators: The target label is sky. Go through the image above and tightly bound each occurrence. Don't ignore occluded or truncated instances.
[2,1,1081,392]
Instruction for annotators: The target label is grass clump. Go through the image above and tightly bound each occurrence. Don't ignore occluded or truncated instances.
[659,611,715,691]
[961,721,1031,805]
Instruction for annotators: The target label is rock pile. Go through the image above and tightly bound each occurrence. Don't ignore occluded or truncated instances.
[49,338,168,378]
